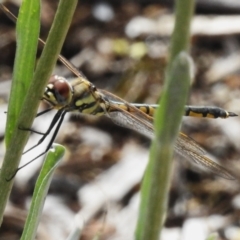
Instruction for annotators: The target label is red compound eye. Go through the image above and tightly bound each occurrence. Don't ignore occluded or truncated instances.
[48,75,73,105]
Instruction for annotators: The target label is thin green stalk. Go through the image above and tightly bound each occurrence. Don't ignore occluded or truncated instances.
[0,0,78,224]
[4,1,40,147]
[169,0,195,63]
[136,53,191,240]
[21,144,65,240]
[0,0,40,224]
[135,0,195,239]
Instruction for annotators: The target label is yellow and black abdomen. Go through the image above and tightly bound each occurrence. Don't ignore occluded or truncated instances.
[184,106,237,118]
[125,103,237,119]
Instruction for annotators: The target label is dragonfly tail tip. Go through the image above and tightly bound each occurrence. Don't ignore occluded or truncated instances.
[228,112,238,117]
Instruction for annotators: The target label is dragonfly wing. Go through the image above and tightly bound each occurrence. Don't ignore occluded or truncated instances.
[100,89,154,139]
[176,132,206,155]
[110,110,234,179]
[177,148,234,179]
[101,91,234,179]
[175,133,234,179]
[108,110,154,139]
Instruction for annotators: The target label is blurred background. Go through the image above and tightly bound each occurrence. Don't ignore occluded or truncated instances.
[1,0,240,239]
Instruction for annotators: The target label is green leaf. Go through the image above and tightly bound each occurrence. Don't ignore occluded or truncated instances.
[0,0,40,225]
[5,0,40,147]
[21,144,65,240]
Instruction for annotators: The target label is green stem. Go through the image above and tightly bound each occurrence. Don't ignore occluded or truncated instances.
[135,0,195,239]
[0,0,40,225]
[169,0,195,62]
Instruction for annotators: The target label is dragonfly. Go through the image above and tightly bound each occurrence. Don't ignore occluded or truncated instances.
[35,76,235,179]
[19,53,236,180]
[1,4,237,180]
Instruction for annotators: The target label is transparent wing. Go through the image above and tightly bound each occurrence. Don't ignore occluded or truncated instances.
[100,89,154,139]
[108,111,154,139]
[101,93,234,179]
[176,133,234,179]
[177,132,206,155]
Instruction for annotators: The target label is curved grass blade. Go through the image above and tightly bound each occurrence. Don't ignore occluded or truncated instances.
[135,0,195,237]
[0,0,40,224]
[135,52,191,240]
[21,144,65,240]
[4,1,40,147]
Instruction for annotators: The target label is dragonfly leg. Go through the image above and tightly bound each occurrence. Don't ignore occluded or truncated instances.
[36,107,54,117]
[7,110,67,181]
[18,126,45,135]
[23,109,64,154]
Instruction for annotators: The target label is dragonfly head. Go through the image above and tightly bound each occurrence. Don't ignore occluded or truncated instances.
[43,75,73,109]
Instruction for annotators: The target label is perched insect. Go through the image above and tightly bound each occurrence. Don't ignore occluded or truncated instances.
[32,71,235,180]
[1,4,236,180]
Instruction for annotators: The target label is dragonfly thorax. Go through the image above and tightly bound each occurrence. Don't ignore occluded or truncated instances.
[43,75,73,109]
[70,78,106,115]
